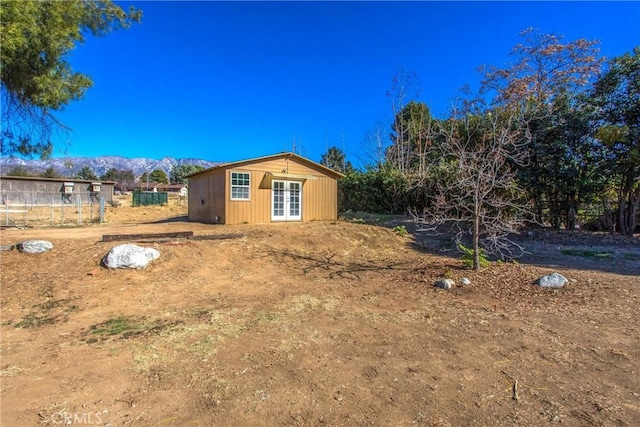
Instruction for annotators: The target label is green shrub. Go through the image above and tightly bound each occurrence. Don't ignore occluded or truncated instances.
[458,243,490,269]
[393,225,408,237]
[338,168,411,214]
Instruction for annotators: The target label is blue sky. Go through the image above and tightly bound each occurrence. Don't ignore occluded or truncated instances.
[52,1,639,166]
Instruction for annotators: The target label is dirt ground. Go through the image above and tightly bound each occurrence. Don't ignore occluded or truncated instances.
[1,203,639,426]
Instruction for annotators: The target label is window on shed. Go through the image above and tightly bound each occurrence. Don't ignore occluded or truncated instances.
[231,172,250,200]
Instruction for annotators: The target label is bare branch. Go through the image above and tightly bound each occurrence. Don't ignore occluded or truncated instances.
[411,101,534,269]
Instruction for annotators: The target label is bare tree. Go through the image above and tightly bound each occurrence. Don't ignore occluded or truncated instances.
[480,28,602,116]
[386,67,422,174]
[360,121,389,170]
[412,102,533,270]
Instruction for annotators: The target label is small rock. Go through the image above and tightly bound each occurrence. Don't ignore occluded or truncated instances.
[18,240,53,254]
[461,277,471,286]
[535,272,568,289]
[435,278,455,290]
[0,244,15,251]
[102,244,160,269]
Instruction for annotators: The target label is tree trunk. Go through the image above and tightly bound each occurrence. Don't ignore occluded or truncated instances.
[618,200,626,235]
[551,193,562,229]
[565,196,578,230]
[624,185,640,236]
[617,174,637,236]
[472,211,481,271]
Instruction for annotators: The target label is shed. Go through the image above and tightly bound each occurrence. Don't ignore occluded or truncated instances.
[187,152,344,224]
[0,176,116,205]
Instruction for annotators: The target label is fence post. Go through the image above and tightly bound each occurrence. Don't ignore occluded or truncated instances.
[24,200,27,226]
[77,194,82,224]
[99,197,105,223]
[50,196,54,226]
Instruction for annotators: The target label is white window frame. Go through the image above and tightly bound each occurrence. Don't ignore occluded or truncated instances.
[230,171,250,201]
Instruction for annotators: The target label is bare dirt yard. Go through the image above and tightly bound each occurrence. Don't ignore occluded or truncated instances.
[1,203,639,426]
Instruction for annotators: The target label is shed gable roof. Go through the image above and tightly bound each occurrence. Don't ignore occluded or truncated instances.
[187,152,345,180]
[0,176,117,185]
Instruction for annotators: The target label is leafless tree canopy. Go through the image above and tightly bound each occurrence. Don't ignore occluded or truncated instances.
[480,27,603,117]
[411,102,533,270]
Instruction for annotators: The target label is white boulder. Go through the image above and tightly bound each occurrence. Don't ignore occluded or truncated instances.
[19,240,53,254]
[103,244,160,269]
[535,272,568,289]
[435,278,455,290]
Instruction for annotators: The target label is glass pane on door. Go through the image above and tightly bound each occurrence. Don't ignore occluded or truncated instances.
[289,182,301,218]
[272,181,285,218]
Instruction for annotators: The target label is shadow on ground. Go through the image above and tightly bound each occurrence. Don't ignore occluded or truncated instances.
[340,212,640,277]
[409,229,640,277]
[146,215,190,224]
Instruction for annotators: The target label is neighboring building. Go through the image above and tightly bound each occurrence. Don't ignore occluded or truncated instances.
[156,183,188,196]
[0,176,116,205]
[134,182,163,192]
[187,152,344,224]
[132,183,187,196]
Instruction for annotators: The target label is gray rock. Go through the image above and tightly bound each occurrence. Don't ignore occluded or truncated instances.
[435,278,455,290]
[535,272,568,288]
[103,244,160,269]
[461,277,471,286]
[18,240,53,254]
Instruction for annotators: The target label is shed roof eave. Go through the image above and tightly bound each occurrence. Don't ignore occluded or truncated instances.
[266,172,317,181]
[186,152,345,179]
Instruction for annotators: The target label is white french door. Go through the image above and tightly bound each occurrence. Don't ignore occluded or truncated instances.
[272,180,302,221]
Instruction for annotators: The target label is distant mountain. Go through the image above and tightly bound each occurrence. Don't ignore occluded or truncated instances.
[0,155,220,179]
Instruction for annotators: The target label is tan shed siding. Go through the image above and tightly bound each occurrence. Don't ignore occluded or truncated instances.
[187,172,208,222]
[188,169,226,223]
[210,169,226,223]
[187,181,197,221]
[251,158,322,176]
[225,168,272,224]
[303,176,338,221]
[251,169,272,223]
[322,176,339,220]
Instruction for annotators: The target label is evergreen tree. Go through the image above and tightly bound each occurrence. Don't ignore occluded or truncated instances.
[75,165,98,181]
[320,146,354,175]
[170,164,204,184]
[0,0,141,157]
[149,169,169,184]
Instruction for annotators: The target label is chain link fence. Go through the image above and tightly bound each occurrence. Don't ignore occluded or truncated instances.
[1,191,105,227]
